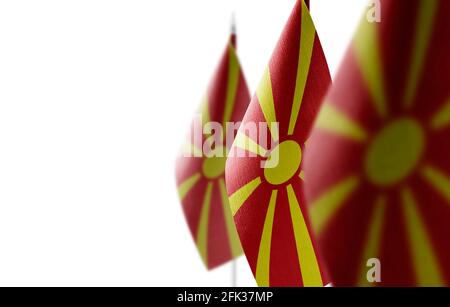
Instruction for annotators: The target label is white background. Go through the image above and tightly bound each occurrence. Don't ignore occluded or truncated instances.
[0,0,367,286]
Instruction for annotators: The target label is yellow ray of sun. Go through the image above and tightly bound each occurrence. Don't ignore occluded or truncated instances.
[288,0,316,136]
[233,131,268,157]
[200,93,210,126]
[304,139,310,148]
[178,173,202,200]
[401,187,444,286]
[299,170,306,181]
[357,195,386,287]
[257,68,279,142]
[229,177,262,216]
[404,0,438,108]
[181,142,203,158]
[222,45,240,125]
[219,178,243,258]
[353,16,388,118]
[197,182,213,265]
[422,165,450,203]
[430,98,450,130]
[315,103,368,142]
[310,176,360,235]
[287,185,323,287]
[255,189,278,287]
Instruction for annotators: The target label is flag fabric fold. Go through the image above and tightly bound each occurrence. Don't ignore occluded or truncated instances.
[225,0,331,286]
[175,33,251,270]
[304,0,450,286]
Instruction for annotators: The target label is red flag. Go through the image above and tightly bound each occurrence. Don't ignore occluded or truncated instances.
[225,0,331,286]
[305,0,450,286]
[175,32,251,270]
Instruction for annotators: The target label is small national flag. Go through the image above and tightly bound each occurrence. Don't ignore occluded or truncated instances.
[175,30,251,270]
[304,0,450,286]
[225,0,331,286]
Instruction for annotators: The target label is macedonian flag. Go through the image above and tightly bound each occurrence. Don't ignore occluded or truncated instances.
[225,0,331,286]
[175,32,250,270]
[304,0,450,286]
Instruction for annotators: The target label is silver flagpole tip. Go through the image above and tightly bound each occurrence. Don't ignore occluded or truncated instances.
[230,12,237,35]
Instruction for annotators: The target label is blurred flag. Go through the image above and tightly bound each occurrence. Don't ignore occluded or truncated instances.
[225,0,331,286]
[305,0,450,286]
[175,30,251,270]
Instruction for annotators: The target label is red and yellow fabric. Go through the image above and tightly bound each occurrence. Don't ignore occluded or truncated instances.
[225,0,331,286]
[304,0,450,286]
[175,34,251,270]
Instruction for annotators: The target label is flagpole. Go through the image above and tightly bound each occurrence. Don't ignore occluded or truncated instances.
[231,260,237,287]
[230,12,237,48]
[230,12,238,288]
